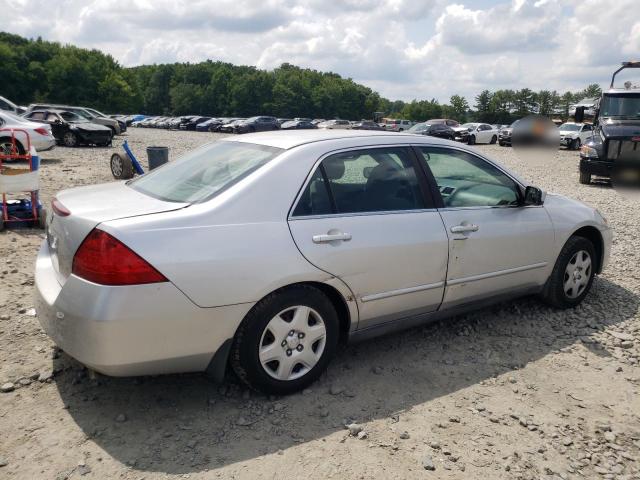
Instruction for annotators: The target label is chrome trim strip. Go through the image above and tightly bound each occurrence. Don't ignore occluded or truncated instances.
[289,208,438,221]
[447,262,548,286]
[361,281,444,303]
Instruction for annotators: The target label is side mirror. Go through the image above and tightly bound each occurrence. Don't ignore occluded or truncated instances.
[523,186,544,206]
[574,106,585,123]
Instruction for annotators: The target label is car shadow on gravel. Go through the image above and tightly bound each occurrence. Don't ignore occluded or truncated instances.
[52,277,638,474]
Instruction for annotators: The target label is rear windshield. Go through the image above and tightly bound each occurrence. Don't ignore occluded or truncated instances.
[129,141,283,203]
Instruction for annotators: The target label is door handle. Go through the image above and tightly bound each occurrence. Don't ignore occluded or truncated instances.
[450,224,479,234]
[312,232,352,244]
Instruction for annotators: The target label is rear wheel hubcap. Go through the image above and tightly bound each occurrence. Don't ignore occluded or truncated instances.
[259,305,327,381]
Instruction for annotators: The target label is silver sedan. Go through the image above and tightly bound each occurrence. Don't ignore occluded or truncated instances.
[35,130,612,394]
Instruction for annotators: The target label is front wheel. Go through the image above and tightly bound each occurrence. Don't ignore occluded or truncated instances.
[571,138,581,150]
[540,236,596,309]
[490,135,497,144]
[62,132,77,147]
[468,135,476,145]
[579,171,592,185]
[231,285,339,395]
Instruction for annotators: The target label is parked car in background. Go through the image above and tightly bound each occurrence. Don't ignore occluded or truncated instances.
[408,122,455,140]
[0,110,56,153]
[311,119,326,125]
[24,110,112,147]
[454,123,499,145]
[219,119,246,133]
[180,116,211,131]
[499,120,519,146]
[351,120,384,130]
[317,119,351,129]
[426,118,460,128]
[277,118,293,126]
[384,119,413,132]
[26,104,121,135]
[83,107,127,133]
[280,119,317,130]
[35,130,611,395]
[558,122,593,150]
[196,118,223,132]
[234,116,280,134]
[0,95,26,114]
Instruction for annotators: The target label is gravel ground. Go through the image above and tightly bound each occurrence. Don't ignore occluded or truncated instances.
[0,128,638,480]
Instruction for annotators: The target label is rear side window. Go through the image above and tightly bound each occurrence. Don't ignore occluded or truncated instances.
[292,147,426,216]
[130,141,283,203]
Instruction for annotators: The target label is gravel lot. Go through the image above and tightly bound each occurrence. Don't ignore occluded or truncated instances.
[0,128,638,480]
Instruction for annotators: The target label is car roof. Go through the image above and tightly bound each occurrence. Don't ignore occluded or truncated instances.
[223,129,454,150]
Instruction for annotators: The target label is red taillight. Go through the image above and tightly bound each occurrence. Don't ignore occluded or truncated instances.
[72,229,168,286]
[34,128,49,136]
[51,197,71,217]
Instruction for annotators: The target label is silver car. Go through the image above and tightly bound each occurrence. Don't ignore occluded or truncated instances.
[35,130,612,394]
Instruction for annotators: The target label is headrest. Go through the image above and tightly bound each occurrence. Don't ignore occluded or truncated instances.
[323,158,345,180]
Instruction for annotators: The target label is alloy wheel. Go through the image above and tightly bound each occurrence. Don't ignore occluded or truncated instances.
[258,305,327,381]
[63,132,77,147]
[563,250,592,299]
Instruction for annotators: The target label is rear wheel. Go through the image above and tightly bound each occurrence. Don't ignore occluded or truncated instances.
[0,138,25,156]
[37,207,47,229]
[231,285,339,395]
[540,236,596,309]
[579,171,592,185]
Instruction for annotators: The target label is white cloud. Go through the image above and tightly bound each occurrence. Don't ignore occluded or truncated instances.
[2,0,640,103]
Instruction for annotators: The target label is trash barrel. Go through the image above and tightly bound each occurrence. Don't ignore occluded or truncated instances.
[146,146,169,170]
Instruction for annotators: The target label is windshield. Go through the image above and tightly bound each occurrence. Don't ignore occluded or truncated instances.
[59,111,87,122]
[408,123,428,132]
[129,141,283,203]
[559,123,581,131]
[600,94,640,119]
[0,111,30,124]
[86,108,106,117]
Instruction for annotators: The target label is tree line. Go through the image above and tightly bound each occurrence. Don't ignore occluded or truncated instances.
[0,32,601,123]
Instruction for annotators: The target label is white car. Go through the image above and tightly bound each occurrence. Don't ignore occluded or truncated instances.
[0,95,25,115]
[35,130,611,394]
[317,119,351,129]
[0,110,56,154]
[453,123,499,145]
[385,119,414,132]
[558,122,593,150]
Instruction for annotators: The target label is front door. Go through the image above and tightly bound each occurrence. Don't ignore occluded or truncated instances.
[288,146,449,329]
[415,146,555,307]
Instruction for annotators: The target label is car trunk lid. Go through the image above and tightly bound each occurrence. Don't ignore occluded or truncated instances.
[46,181,187,285]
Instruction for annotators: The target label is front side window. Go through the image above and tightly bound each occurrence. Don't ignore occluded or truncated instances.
[293,147,426,216]
[130,141,283,203]
[418,147,520,208]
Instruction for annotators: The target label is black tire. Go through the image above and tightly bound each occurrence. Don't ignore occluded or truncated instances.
[0,217,4,232]
[37,207,47,229]
[490,135,497,144]
[579,171,591,185]
[540,236,596,309]
[468,135,476,145]
[0,137,25,157]
[571,138,581,150]
[499,141,505,146]
[62,132,78,147]
[231,285,340,395]
[110,153,135,180]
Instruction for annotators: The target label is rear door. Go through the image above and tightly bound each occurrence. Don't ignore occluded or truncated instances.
[415,146,554,307]
[288,146,449,330]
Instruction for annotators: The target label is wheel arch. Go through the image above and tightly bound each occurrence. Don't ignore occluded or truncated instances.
[0,136,26,154]
[571,226,604,273]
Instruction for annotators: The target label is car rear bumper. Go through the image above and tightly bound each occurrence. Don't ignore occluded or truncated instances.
[33,136,56,152]
[34,241,253,376]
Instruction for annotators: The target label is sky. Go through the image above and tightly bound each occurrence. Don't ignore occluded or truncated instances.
[3,0,640,103]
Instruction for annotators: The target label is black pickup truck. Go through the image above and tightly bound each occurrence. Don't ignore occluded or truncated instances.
[578,62,640,186]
